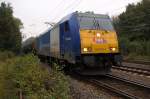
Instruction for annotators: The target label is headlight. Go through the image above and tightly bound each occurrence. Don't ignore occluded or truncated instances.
[96,33,101,37]
[110,47,116,51]
[83,48,88,52]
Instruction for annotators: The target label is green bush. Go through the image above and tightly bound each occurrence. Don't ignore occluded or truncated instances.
[0,54,70,99]
[0,51,14,62]
[119,36,150,55]
[127,41,147,56]
[119,37,130,55]
[146,41,150,56]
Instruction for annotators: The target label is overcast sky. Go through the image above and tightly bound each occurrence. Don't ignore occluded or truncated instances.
[0,0,141,40]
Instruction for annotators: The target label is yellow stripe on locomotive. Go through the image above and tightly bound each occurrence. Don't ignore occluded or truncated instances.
[80,29,119,54]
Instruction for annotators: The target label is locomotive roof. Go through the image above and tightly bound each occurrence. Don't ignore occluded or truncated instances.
[58,12,110,24]
[39,12,110,37]
[77,12,109,19]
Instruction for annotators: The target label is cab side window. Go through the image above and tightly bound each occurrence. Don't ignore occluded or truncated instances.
[64,21,70,32]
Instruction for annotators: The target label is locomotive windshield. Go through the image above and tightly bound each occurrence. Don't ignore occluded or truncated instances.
[78,13,114,31]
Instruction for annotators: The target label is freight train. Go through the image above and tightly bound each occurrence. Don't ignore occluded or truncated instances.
[23,12,121,75]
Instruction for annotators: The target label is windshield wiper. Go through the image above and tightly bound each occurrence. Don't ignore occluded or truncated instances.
[93,17,100,30]
[95,19,108,32]
[93,17,102,30]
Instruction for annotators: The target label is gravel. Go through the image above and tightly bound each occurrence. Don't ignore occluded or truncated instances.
[68,77,123,99]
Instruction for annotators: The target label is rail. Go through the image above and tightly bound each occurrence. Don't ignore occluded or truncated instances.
[112,66,150,76]
[89,79,138,99]
[106,74,150,89]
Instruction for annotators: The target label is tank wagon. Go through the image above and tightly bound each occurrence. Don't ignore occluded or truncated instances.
[37,12,120,75]
[22,37,37,54]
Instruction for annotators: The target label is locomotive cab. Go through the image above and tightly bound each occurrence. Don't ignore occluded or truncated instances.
[77,13,120,74]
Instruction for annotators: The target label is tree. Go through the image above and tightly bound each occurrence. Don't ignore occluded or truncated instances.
[113,0,150,56]
[0,2,23,53]
[115,0,150,41]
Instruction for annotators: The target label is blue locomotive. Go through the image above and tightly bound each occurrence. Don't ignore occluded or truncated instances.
[34,12,120,75]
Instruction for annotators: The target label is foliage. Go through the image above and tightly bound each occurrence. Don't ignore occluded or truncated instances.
[0,51,14,62]
[0,2,22,53]
[0,54,70,99]
[113,0,150,57]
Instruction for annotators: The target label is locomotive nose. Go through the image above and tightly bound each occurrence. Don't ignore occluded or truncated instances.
[80,29,119,54]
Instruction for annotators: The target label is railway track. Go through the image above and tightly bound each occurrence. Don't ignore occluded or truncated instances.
[90,79,138,99]
[112,65,150,76]
[88,74,150,99]
[69,63,150,99]
[106,74,150,89]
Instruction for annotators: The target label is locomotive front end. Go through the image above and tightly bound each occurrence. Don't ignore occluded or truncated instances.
[80,29,119,54]
[77,13,120,75]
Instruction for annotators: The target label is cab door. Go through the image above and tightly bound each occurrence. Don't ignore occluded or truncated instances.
[60,21,72,60]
